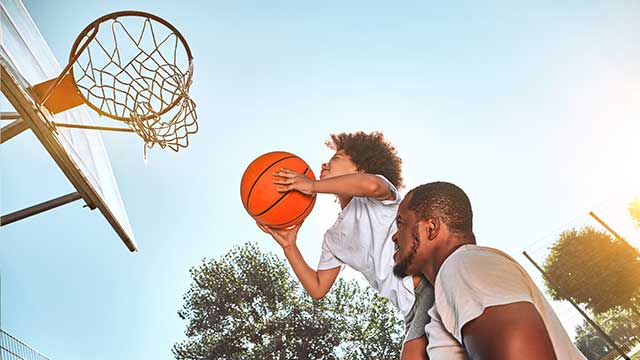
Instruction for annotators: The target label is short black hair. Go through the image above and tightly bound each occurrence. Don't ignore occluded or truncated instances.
[326,131,403,189]
[407,182,474,240]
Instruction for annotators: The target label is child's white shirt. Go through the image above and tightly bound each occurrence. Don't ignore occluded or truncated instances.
[317,175,415,315]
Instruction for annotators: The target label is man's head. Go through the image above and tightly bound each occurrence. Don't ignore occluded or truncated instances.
[324,131,403,188]
[392,182,475,277]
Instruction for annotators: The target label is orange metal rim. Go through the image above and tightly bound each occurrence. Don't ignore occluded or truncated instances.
[67,10,194,122]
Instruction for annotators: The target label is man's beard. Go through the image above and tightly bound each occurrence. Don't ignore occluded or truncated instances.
[393,230,420,278]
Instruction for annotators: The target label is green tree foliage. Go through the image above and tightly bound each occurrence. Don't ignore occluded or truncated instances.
[630,197,640,229]
[325,281,403,359]
[575,322,610,360]
[543,226,640,314]
[173,242,404,360]
[574,307,640,360]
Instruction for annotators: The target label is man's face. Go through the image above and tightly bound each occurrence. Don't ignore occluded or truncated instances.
[392,194,422,277]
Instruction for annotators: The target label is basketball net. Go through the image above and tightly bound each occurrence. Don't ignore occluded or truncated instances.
[32,11,198,159]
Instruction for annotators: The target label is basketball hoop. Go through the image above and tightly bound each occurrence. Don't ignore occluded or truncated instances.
[31,11,198,155]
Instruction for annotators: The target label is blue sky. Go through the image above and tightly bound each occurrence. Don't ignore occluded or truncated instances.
[1,1,639,359]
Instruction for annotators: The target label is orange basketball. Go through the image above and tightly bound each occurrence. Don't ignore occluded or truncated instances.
[241,151,316,229]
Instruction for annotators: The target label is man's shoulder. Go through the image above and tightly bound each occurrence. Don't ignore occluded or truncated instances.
[438,245,522,285]
[445,245,513,266]
[434,245,536,342]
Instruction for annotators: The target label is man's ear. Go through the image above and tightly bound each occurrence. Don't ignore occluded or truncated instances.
[420,218,440,241]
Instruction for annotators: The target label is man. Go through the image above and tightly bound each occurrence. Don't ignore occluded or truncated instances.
[392,181,585,359]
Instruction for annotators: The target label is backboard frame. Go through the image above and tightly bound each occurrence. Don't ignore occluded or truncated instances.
[0,0,137,252]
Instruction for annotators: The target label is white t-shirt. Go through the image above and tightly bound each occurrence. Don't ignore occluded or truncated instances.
[426,245,585,360]
[317,175,415,316]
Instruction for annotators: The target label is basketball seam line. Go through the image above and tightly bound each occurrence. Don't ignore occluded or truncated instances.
[252,167,311,218]
[269,189,316,228]
[245,155,297,211]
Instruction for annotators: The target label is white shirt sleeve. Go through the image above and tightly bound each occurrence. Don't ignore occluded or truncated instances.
[436,249,534,343]
[426,306,470,360]
[367,174,402,206]
[317,234,344,270]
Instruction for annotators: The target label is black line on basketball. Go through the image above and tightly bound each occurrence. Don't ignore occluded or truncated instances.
[253,167,311,217]
[246,155,296,211]
[270,191,315,228]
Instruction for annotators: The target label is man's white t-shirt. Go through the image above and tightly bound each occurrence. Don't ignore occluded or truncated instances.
[426,245,585,360]
[317,175,415,316]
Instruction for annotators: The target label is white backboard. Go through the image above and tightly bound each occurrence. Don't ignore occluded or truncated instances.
[0,0,137,251]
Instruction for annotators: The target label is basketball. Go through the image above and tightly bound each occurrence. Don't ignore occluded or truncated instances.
[241,151,316,229]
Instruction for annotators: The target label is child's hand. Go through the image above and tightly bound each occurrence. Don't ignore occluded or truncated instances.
[256,221,301,250]
[273,168,315,195]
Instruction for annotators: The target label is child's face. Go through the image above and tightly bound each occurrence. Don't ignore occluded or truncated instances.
[320,149,358,179]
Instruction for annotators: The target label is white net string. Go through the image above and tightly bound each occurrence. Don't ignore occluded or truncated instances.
[72,14,198,153]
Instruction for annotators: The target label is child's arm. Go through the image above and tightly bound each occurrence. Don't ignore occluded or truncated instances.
[274,169,394,201]
[257,222,340,300]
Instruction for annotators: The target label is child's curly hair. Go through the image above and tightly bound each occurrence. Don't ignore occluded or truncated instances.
[326,131,403,189]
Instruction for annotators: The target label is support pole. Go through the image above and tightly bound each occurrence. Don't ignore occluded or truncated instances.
[522,251,630,360]
[0,111,20,120]
[52,122,134,133]
[589,210,640,320]
[0,192,83,227]
[0,117,29,144]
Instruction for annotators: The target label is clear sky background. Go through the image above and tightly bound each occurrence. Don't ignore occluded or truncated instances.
[1,1,639,359]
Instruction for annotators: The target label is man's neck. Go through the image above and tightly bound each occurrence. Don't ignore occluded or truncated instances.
[422,238,475,285]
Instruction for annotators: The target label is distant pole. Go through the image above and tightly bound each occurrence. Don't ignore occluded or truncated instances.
[522,251,630,360]
[589,211,626,242]
[589,211,640,320]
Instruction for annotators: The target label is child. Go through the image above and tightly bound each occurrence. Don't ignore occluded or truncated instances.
[258,131,433,359]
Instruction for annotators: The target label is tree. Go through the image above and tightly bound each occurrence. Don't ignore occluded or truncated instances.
[173,242,404,360]
[629,197,640,229]
[574,307,640,360]
[543,226,640,314]
[575,321,610,360]
[325,280,403,359]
